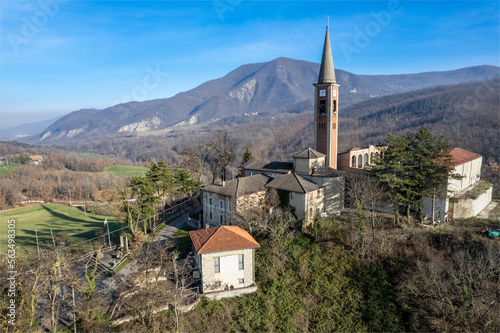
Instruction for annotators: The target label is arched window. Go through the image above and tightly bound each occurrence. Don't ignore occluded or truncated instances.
[370,152,374,164]
[351,155,356,167]
[364,153,369,166]
[358,155,363,168]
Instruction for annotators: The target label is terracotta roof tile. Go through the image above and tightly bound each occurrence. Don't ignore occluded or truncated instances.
[450,148,482,167]
[189,226,260,254]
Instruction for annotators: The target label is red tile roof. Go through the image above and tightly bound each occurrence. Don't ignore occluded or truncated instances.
[450,148,482,167]
[189,226,260,254]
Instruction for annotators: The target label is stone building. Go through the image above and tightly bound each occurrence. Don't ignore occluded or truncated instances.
[202,174,271,226]
[189,225,260,298]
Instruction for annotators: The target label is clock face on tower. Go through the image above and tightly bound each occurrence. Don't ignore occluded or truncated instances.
[319,89,326,97]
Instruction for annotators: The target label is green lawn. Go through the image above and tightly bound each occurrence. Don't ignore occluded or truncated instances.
[104,165,148,178]
[0,164,15,177]
[0,203,120,253]
[171,226,196,253]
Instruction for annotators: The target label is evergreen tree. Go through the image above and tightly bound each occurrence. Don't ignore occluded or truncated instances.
[238,147,254,177]
[242,147,254,164]
[174,167,200,195]
[371,127,456,225]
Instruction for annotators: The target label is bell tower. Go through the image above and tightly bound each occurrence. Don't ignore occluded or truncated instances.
[314,26,340,169]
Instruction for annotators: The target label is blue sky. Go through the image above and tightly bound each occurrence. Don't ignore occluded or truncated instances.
[1,1,499,128]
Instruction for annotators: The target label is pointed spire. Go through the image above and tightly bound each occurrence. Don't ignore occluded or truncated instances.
[317,26,336,84]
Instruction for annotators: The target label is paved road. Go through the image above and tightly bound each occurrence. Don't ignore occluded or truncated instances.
[101,213,189,291]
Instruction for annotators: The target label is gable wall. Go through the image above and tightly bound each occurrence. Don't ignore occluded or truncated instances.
[200,248,256,293]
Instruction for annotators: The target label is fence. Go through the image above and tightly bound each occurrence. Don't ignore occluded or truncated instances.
[70,194,202,261]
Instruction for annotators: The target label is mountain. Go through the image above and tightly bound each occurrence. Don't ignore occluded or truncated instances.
[0,116,63,140]
[25,58,499,144]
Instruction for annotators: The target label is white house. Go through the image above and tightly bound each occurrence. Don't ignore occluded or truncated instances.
[189,226,260,298]
[423,148,492,220]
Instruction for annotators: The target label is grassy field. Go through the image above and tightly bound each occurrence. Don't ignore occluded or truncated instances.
[104,165,148,178]
[0,164,15,177]
[171,226,196,253]
[0,203,120,253]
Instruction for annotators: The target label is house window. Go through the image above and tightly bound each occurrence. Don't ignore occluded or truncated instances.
[238,254,244,270]
[209,197,213,206]
[290,192,294,200]
[228,202,232,212]
[364,153,369,165]
[370,152,374,164]
[219,214,224,224]
[239,278,244,284]
[351,156,356,167]
[209,212,213,220]
[214,257,220,273]
[333,100,337,112]
[220,200,224,209]
[317,190,320,198]
[358,155,363,168]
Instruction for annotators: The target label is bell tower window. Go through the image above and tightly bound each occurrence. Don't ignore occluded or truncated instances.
[319,100,326,115]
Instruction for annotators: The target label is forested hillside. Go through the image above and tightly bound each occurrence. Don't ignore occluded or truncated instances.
[64,78,499,169]
[113,212,500,332]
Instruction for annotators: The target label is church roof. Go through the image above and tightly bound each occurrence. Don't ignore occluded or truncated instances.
[265,173,322,193]
[317,26,336,84]
[202,174,271,197]
[189,226,260,254]
[293,148,326,159]
[450,148,482,166]
[242,159,294,174]
[311,166,345,177]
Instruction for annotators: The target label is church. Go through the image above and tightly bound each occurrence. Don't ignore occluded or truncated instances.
[201,26,345,226]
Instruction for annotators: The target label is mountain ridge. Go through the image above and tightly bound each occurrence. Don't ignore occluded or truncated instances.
[20,58,500,144]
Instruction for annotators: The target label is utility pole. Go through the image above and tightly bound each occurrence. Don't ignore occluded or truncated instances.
[72,287,77,333]
[69,189,72,206]
[35,229,40,258]
[50,229,56,247]
[106,220,112,249]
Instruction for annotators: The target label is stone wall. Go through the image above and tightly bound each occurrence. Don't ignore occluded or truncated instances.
[203,191,235,226]
[236,190,266,214]
[202,285,258,300]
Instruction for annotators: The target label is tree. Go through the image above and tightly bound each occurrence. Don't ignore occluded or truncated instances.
[370,132,416,225]
[345,172,385,238]
[174,166,200,196]
[242,146,254,164]
[370,127,456,225]
[238,146,254,177]
[182,143,213,183]
[208,131,232,184]
[130,176,160,235]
